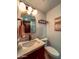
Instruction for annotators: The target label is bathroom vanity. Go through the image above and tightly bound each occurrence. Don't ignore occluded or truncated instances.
[18,46,45,59]
[17,38,45,59]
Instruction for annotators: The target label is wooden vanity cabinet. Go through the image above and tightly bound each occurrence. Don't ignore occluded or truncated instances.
[18,46,45,59]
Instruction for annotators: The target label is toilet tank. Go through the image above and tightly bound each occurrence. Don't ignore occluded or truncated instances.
[41,38,48,46]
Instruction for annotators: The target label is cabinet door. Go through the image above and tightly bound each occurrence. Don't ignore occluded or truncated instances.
[26,47,45,59]
[36,47,45,59]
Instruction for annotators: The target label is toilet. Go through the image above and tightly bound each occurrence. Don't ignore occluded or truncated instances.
[41,38,60,59]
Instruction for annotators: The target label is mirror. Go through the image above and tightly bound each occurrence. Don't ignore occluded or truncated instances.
[22,15,36,33]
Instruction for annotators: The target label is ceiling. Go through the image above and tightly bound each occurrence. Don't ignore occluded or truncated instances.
[20,0,61,13]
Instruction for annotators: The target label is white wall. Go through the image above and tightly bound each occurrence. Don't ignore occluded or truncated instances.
[46,4,61,53]
[32,11,47,39]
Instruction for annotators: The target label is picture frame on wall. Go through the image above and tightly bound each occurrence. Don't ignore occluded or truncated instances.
[54,16,61,31]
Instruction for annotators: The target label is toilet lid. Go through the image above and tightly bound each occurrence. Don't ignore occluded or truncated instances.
[45,46,59,57]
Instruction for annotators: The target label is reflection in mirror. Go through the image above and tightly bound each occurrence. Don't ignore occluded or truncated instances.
[23,21,30,33]
[22,15,36,33]
[17,15,36,42]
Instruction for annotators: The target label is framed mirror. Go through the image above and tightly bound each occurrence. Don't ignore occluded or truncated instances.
[22,15,36,33]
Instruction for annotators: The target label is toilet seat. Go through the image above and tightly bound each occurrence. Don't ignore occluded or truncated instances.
[45,46,60,57]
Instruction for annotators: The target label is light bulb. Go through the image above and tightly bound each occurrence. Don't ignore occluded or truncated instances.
[28,6,33,12]
[32,9,38,16]
[27,10,31,15]
[19,2,26,12]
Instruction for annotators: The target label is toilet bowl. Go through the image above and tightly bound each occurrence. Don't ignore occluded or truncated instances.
[41,38,60,59]
[45,46,60,58]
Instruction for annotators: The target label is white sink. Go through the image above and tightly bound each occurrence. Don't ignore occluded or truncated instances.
[22,40,39,47]
[17,38,45,58]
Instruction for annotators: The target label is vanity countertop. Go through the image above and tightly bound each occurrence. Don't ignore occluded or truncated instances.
[17,38,45,58]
